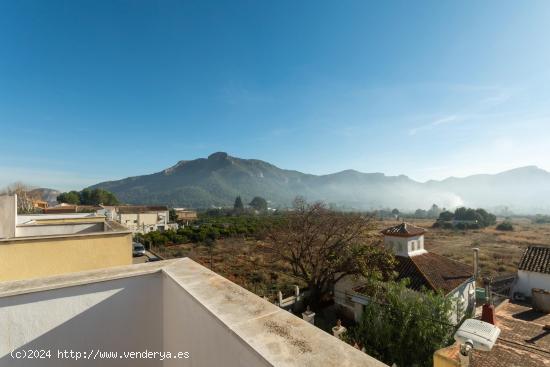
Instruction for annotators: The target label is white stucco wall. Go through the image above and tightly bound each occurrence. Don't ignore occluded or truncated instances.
[15,223,104,237]
[513,270,550,297]
[447,278,476,324]
[0,195,16,239]
[162,273,271,367]
[0,259,389,367]
[0,274,163,367]
[119,212,168,233]
[384,235,426,257]
[333,274,366,320]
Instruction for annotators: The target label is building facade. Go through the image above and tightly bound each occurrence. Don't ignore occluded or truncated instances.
[335,223,475,324]
[0,195,132,282]
[512,245,550,298]
[96,205,171,234]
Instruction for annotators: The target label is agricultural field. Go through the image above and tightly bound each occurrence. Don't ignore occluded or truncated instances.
[150,215,550,299]
[153,237,305,301]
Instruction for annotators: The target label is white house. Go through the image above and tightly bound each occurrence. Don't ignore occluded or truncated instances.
[97,205,170,234]
[512,245,550,298]
[335,223,476,324]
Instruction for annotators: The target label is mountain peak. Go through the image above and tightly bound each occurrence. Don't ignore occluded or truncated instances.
[208,152,229,160]
[89,153,550,213]
[497,165,549,177]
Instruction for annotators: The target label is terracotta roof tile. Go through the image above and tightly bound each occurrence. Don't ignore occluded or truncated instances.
[381,222,426,237]
[518,246,550,274]
[395,253,472,294]
[472,301,550,367]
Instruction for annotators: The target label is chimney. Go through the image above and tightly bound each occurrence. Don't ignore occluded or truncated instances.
[472,248,479,280]
[481,304,497,325]
[481,277,497,325]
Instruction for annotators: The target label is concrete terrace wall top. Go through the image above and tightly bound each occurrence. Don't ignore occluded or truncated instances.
[0,258,387,367]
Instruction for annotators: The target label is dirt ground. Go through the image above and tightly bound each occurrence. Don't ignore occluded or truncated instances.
[154,217,550,297]
[153,237,304,301]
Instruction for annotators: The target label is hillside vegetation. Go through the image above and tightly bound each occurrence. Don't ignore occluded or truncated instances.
[90,152,550,213]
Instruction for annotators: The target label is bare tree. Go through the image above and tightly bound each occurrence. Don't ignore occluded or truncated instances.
[261,198,395,308]
[0,182,41,213]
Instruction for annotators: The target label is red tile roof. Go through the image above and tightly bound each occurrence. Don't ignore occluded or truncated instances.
[471,301,550,367]
[518,246,550,274]
[381,222,426,237]
[395,252,473,294]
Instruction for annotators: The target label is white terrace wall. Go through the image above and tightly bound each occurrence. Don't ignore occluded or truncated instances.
[514,270,550,297]
[0,273,163,367]
[0,259,388,367]
[162,273,271,367]
[0,195,16,239]
[15,222,105,237]
[447,278,476,324]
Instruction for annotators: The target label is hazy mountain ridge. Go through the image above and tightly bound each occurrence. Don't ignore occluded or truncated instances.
[89,153,550,213]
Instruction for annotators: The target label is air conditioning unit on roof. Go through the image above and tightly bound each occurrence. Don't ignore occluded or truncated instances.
[454,319,500,352]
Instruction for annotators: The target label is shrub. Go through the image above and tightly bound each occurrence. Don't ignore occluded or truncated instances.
[496,221,514,231]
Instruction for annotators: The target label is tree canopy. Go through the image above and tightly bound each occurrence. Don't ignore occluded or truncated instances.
[261,198,395,307]
[233,196,244,211]
[345,280,455,367]
[0,182,41,214]
[435,207,496,229]
[57,188,119,206]
[249,196,268,211]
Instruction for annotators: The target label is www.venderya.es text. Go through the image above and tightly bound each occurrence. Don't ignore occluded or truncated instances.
[10,349,190,361]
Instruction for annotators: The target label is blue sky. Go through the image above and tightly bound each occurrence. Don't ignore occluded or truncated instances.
[1,1,550,190]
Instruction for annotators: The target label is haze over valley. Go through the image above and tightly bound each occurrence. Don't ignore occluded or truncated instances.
[86,152,550,214]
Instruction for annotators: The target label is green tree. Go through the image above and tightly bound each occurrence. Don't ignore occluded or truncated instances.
[57,188,119,206]
[437,210,454,222]
[169,208,178,222]
[262,198,395,308]
[249,196,268,212]
[79,188,93,205]
[233,196,244,212]
[345,281,454,367]
[496,221,514,231]
[57,191,81,204]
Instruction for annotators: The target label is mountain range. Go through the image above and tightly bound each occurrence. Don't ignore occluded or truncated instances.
[88,152,550,214]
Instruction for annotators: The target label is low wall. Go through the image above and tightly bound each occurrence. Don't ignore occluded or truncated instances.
[16,223,104,237]
[0,273,163,367]
[0,232,132,281]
